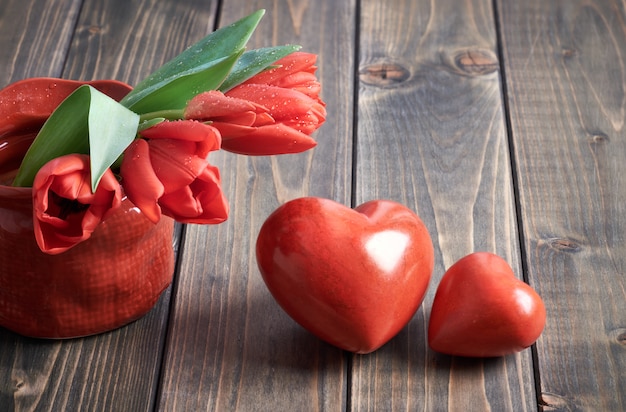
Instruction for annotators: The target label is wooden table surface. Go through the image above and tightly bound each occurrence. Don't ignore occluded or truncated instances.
[1,0,625,410]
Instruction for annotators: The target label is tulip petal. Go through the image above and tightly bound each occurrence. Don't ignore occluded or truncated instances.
[185,90,263,119]
[209,122,257,138]
[140,120,222,160]
[225,84,325,130]
[123,121,228,224]
[242,52,319,87]
[220,123,317,155]
[141,120,222,147]
[32,153,122,254]
[274,71,322,98]
[120,139,165,223]
[159,164,229,224]
[148,138,211,192]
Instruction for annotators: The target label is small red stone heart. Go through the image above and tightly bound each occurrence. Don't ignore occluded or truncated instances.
[256,197,434,354]
[428,252,546,357]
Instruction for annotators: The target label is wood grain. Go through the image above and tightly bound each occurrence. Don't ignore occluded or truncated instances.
[63,0,219,84]
[156,0,356,410]
[0,0,81,83]
[497,0,626,409]
[352,0,537,410]
[0,0,82,408]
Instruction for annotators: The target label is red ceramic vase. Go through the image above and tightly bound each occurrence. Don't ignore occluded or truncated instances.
[0,78,175,338]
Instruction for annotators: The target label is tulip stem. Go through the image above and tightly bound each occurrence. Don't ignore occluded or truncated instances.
[139,109,185,122]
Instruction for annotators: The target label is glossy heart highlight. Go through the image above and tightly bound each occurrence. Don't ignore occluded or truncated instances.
[256,197,434,354]
[428,252,546,357]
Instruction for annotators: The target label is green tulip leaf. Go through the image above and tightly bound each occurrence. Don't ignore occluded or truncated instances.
[13,85,139,192]
[120,9,266,112]
[13,86,90,188]
[219,44,302,92]
[87,88,140,191]
[124,51,242,114]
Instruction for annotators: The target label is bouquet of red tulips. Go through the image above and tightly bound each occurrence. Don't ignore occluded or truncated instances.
[3,10,325,255]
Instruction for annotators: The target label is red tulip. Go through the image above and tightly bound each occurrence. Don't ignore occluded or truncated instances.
[120,120,229,224]
[184,52,326,155]
[32,154,123,254]
[240,51,323,102]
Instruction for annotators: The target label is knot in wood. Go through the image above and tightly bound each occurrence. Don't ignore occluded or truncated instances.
[587,131,609,144]
[541,392,573,410]
[561,47,578,59]
[454,49,498,76]
[14,379,24,391]
[359,62,410,87]
[609,328,626,346]
[547,237,581,253]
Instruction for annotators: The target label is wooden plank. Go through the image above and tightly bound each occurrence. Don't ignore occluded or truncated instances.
[0,0,217,410]
[351,0,538,410]
[0,0,81,83]
[0,0,81,409]
[62,0,220,84]
[156,1,356,410]
[496,0,626,409]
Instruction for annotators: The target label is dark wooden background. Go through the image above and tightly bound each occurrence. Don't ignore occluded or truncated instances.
[0,0,624,410]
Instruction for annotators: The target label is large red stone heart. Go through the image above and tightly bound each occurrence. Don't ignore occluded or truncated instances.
[256,197,434,354]
[428,252,546,357]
